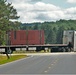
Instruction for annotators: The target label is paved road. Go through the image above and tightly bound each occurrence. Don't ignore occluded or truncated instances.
[0,52,76,74]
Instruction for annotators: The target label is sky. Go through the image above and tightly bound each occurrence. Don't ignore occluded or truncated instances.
[7,0,76,23]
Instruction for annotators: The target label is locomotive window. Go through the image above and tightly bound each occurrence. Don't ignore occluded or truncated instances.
[14,31,16,39]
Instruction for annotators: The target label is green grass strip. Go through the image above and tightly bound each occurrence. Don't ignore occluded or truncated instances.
[0,55,27,65]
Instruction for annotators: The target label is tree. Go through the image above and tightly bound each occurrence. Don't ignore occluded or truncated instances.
[0,0,20,45]
[20,20,76,44]
[56,26,65,44]
[0,0,20,59]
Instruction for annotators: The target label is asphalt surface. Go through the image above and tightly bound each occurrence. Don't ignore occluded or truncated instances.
[0,52,76,74]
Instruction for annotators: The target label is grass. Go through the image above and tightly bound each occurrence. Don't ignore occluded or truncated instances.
[0,55,27,65]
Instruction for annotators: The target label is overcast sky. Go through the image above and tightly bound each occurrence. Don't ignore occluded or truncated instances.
[7,0,76,23]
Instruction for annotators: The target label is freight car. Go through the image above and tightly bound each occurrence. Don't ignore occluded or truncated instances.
[10,30,44,45]
[0,30,75,54]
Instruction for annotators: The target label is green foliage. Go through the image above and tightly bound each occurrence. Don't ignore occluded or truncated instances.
[0,0,20,45]
[20,20,76,44]
[0,55,27,65]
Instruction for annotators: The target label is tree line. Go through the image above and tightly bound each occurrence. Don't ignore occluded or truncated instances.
[20,20,76,44]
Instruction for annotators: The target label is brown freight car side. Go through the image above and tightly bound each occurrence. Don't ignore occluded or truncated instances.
[10,30,45,45]
[10,30,26,45]
[28,30,44,45]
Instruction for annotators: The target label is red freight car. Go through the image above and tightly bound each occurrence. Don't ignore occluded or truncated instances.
[10,30,44,45]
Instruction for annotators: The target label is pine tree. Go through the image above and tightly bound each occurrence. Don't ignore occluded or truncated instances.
[0,0,19,45]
